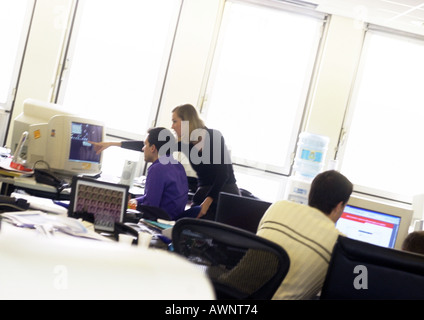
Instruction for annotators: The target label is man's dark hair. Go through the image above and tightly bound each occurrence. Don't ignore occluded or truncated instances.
[402,231,424,255]
[147,127,176,156]
[308,170,353,215]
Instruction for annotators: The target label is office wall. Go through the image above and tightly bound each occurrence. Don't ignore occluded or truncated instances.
[304,15,364,164]
[155,0,224,128]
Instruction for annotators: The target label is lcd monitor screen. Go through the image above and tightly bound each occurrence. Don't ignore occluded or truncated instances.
[336,204,402,249]
[69,177,129,232]
[69,122,102,164]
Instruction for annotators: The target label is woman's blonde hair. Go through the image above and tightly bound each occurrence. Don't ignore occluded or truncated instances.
[172,104,206,141]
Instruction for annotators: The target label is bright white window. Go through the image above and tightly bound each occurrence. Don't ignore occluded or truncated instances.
[202,1,325,175]
[339,30,424,199]
[0,0,33,107]
[57,0,182,139]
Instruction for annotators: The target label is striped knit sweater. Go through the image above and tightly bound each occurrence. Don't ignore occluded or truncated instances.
[257,200,341,300]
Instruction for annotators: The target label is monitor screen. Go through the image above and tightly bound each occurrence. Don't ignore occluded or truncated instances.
[336,204,401,249]
[68,177,129,232]
[335,194,413,250]
[69,122,102,164]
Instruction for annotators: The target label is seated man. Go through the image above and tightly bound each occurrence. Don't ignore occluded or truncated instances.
[128,127,188,220]
[257,170,353,300]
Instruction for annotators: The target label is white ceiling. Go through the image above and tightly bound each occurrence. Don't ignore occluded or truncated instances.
[309,0,424,35]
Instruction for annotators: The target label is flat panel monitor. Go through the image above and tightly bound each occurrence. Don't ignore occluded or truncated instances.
[336,194,413,250]
[68,176,129,232]
[215,192,272,233]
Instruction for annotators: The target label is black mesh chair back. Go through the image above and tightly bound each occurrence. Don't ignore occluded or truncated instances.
[321,235,424,300]
[215,192,271,233]
[172,218,290,300]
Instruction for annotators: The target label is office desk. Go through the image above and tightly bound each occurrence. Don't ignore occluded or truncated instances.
[0,212,215,300]
[1,175,70,198]
[0,174,144,200]
[0,175,15,195]
[0,172,173,249]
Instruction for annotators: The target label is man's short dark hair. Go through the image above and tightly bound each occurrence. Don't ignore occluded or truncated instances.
[147,127,176,156]
[308,170,353,215]
[402,231,424,255]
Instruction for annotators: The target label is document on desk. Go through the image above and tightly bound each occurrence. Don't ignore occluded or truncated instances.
[0,157,33,177]
[1,211,106,241]
[11,192,68,216]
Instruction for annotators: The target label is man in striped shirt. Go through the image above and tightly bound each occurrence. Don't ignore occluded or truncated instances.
[257,170,353,300]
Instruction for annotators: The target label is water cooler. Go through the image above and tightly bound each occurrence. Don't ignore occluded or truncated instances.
[284,132,330,204]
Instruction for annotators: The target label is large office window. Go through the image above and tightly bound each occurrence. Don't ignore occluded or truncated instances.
[0,0,33,107]
[339,29,424,199]
[56,0,182,176]
[0,0,34,145]
[57,0,182,139]
[201,0,325,176]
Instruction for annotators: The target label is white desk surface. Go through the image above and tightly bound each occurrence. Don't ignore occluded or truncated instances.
[0,211,215,300]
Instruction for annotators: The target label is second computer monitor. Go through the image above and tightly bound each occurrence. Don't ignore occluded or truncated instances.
[336,194,413,250]
[215,192,272,233]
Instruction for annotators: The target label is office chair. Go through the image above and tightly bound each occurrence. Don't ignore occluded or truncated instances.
[239,188,259,199]
[172,218,290,300]
[138,204,201,221]
[320,235,424,300]
[215,192,271,233]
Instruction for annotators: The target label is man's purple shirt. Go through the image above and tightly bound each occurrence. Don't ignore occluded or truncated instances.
[136,155,188,219]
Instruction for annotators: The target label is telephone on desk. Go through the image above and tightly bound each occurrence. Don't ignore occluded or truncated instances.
[0,195,29,212]
[33,169,70,191]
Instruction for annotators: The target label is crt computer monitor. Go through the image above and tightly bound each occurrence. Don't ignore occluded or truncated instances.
[10,98,73,154]
[12,98,104,176]
[336,194,413,250]
[26,114,104,176]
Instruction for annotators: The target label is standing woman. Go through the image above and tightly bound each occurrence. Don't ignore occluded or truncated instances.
[171,104,240,220]
[91,104,240,220]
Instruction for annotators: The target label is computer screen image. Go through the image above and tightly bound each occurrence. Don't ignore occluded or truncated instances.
[337,205,401,249]
[215,192,272,233]
[69,122,102,164]
[68,177,129,232]
[336,194,413,250]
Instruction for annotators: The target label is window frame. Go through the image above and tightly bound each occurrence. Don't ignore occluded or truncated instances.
[0,0,36,145]
[0,0,35,110]
[198,0,327,176]
[337,24,424,203]
[54,0,184,141]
